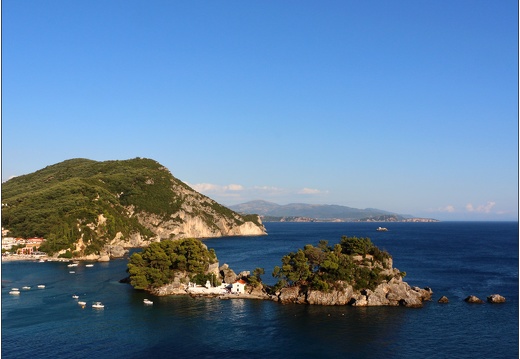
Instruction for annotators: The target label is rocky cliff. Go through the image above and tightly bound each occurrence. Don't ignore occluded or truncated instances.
[273,276,432,307]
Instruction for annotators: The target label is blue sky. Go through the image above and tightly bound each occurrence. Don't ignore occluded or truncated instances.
[2,1,518,221]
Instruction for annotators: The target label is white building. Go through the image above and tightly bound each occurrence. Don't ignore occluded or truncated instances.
[231,279,246,294]
[2,237,16,251]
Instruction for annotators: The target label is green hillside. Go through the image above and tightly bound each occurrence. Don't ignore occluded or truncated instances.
[1,158,260,256]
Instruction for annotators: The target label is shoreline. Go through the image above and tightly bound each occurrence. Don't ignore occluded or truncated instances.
[2,254,68,263]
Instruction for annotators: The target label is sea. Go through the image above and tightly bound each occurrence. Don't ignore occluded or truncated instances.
[2,221,518,358]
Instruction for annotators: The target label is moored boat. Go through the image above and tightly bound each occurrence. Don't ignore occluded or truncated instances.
[37,284,46,289]
[92,302,104,309]
[22,286,31,290]
[143,299,153,305]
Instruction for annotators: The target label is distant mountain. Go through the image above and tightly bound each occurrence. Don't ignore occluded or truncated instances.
[229,200,415,222]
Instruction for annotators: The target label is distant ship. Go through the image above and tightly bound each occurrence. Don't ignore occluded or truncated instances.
[376,227,388,232]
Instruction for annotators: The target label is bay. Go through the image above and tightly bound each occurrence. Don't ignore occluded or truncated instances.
[2,221,518,358]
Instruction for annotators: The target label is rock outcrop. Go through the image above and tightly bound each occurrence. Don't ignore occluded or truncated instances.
[487,294,506,303]
[272,277,432,307]
[150,271,191,296]
[438,296,449,303]
[132,176,266,241]
[464,295,484,304]
[220,264,238,284]
[134,208,266,242]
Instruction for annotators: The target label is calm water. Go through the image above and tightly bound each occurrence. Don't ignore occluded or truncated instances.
[2,222,518,358]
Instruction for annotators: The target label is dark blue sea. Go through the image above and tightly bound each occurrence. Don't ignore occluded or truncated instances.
[2,222,518,358]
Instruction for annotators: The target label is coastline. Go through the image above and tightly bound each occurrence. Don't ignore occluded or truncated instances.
[2,254,64,263]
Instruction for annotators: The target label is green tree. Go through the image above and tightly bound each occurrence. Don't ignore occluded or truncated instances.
[273,235,394,292]
[248,267,265,287]
[340,236,374,256]
[127,238,218,290]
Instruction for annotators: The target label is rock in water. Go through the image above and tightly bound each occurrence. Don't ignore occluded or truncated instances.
[464,295,484,304]
[487,294,506,303]
[437,296,449,303]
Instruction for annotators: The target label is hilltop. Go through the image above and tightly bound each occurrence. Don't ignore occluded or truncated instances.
[1,158,266,259]
[229,200,437,222]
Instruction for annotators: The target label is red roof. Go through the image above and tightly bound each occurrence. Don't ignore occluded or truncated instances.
[236,279,247,284]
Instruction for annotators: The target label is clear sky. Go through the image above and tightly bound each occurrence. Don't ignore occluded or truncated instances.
[2,1,518,221]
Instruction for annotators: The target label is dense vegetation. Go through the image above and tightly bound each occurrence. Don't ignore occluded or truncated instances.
[1,158,172,254]
[124,235,395,295]
[272,236,394,291]
[127,238,218,290]
[1,157,260,256]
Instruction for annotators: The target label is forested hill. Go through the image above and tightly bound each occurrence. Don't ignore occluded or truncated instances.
[1,158,265,257]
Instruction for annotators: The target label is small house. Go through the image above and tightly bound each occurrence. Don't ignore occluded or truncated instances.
[231,279,246,294]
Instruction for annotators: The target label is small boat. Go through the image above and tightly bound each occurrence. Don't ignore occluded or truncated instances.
[143,299,153,305]
[72,295,79,299]
[9,290,20,295]
[376,227,388,232]
[22,286,31,290]
[67,263,78,267]
[69,271,75,274]
[37,285,46,289]
[92,302,104,309]
[85,264,94,267]
[11,288,19,291]
[78,301,87,306]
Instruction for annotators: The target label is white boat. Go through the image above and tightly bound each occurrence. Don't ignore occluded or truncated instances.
[85,264,94,267]
[72,295,79,299]
[11,288,19,291]
[92,302,104,309]
[143,299,153,305]
[37,285,46,289]
[78,301,87,306]
[22,286,31,290]
[376,227,388,232]
[9,290,20,295]
[69,271,75,274]
[67,263,78,267]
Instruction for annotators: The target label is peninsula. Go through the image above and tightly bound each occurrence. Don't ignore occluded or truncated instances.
[1,158,266,261]
[229,200,438,222]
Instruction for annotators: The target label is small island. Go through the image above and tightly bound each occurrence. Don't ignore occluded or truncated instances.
[126,236,432,307]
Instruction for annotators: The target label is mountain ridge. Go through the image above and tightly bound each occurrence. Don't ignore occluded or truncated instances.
[229,200,435,222]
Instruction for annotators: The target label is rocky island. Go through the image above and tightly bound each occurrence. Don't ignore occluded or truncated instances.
[126,236,432,307]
